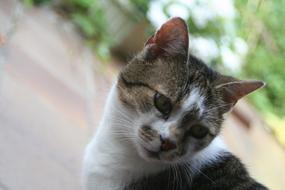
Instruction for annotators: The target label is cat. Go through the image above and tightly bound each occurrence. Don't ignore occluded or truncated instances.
[83,17,268,190]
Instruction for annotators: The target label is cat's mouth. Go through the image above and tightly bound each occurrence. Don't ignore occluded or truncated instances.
[141,146,160,159]
[139,144,183,162]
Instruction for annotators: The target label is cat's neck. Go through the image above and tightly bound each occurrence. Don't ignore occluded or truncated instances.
[84,84,227,190]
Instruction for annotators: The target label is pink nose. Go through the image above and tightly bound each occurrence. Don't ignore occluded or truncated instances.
[160,136,177,151]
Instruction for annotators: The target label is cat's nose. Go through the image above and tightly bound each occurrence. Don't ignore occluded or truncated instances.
[160,135,177,151]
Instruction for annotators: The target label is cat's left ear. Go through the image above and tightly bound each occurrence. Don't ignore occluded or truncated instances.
[143,17,189,60]
[215,76,265,108]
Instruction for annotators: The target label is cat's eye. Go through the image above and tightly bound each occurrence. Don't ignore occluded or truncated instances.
[154,92,172,117]
[189,125,209,139]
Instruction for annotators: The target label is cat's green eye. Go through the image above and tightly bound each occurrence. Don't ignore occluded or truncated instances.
[154,92,172,117]
[189,125,209,139]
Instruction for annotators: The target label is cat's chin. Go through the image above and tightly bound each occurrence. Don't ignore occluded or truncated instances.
[137,145,182,163]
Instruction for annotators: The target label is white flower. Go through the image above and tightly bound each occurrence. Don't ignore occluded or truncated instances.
[190,4,215,28]
[209,0,236,19]
[190,37,219,63]
[234,37,248,56]
[175,0,193,6]
[221,46,242,72]
[167,3,190,20]
[147,0,168,28]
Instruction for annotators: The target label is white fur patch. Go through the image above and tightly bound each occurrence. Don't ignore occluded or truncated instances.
[183,88,200,108]
[182,87,205,116]
[189,137,228,173]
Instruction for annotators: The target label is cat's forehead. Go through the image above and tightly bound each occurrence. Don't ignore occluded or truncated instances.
[121,57,190,98]
[175,87,206,123]
[182,88,204,109]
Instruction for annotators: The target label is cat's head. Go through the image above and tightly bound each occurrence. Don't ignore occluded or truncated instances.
[116,17,264,163]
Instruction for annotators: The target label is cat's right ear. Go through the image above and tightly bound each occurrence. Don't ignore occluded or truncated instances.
[215,76,265,111]
[143,17,189,61]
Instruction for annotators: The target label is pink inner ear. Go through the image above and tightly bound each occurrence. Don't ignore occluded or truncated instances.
[221,80,265,105]
[144,17,189,58]
[145,34,155,46]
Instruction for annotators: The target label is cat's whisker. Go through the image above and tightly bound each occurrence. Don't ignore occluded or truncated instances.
[114,136,137,143]
[112,124,132,129]
[112,123,134,129]
[111,133,136,140]
[111,129,136,135]
[113,114,134,123]
[170,165,176,189]
[189,163,215,184]
[172,164,179,190]
[111,129,137,139]
[111,119,134,126]
[167,165,171,189]
[177,164,183,190]
[182,163,193,185]
[111,131,133,136]
[204,103,233,113]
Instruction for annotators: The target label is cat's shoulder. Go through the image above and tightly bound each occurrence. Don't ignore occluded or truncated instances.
[191,152,268,190]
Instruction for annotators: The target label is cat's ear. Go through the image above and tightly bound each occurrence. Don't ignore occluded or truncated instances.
[215,76,265,108]
[143,17,189,60]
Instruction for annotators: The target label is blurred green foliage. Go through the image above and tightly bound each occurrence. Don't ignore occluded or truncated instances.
[23,0,51,6]
[24,0,111,59]
[62,0,111,59]
[24,0,149,59]
[236,0,285,117]
[129,0,150,16]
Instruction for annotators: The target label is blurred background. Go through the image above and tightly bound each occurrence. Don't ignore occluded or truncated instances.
[0,0,285,189]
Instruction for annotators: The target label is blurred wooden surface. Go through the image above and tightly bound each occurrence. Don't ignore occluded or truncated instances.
[0,4,285,190]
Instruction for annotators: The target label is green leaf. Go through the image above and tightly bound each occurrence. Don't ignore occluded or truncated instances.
[71,13,96,37]
[71,0,95,8]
